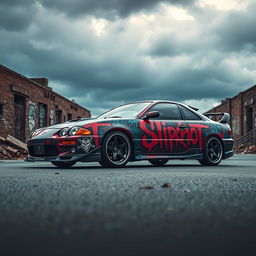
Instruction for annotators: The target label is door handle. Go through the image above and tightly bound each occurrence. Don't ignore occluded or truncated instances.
[179,125,187,129]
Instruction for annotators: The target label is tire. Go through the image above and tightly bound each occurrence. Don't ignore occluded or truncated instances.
[148,159,168,166]
[198,137,223,166]
[99,131,131,168]
[51,161,76,168]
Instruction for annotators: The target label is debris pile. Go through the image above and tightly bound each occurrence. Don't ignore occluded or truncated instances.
[237,144,256,154]
[0,135,27,160]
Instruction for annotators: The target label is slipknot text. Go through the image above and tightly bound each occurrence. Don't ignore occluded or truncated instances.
[140,121,209,152]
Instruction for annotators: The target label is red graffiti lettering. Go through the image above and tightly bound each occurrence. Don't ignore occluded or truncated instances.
[84,123,111,147]
[140,121,158,152]
[140,121,209,152]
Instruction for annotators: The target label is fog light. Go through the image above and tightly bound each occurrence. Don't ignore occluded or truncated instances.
[59,140,76,146]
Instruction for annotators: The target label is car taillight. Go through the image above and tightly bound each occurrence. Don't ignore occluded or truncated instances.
[228,129,232,136]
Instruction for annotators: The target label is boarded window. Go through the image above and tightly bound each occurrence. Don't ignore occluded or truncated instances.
[38,103,47,127]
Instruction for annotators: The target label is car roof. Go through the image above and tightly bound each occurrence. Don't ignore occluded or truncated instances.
[128,100,189,107]
[128,100,209,120]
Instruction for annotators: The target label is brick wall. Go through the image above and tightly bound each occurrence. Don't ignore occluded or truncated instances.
[0,65,91,142]
[206,85,256,139]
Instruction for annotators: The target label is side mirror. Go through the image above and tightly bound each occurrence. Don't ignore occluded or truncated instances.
[142,111,160,120]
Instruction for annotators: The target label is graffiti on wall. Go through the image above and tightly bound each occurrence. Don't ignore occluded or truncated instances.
[50,109,55,126]
[28,102,37,132]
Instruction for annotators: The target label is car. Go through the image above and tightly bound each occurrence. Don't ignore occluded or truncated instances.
[26,100,234,168]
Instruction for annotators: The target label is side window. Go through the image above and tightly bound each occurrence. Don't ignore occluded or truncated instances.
[179,105,201,120]
[148,103,181,120]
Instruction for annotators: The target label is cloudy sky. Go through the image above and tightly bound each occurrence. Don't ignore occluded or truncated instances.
[1,0,256,116]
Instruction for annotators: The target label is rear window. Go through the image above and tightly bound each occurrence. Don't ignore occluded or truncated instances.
[179,105,201,120]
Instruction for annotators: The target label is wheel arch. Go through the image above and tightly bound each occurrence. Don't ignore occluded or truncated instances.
[205,134,224,157]
[101,128,135,161]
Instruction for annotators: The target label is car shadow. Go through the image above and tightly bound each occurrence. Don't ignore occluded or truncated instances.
[22,163,242,170]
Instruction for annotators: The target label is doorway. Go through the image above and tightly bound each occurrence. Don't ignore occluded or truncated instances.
[246,107,253,133]
[14,94,26,142]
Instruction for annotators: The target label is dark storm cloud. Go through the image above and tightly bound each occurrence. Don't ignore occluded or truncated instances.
[146,33,199,57]
[41,0,196,18]
[213,3,256,52]
[0,0,37,31]
[1,0,256,115]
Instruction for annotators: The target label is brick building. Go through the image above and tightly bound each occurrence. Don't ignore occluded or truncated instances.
[0,64,90,142]
[206,85,256,139]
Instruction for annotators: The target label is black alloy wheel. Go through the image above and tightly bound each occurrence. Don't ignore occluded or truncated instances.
[51,161,76,168]
[148,159,168,166]
[99,131,131,168]
[198,137,223,166]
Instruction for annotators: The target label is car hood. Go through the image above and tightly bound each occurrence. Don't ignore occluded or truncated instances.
[43,117,136,130]
[46,118,99,129]
[30,117,136,139]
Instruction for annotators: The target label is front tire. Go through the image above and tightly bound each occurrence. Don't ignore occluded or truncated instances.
[99,131,131,168]
[51,161,76,168]
[148,159,168,166]
[198,137,223,166]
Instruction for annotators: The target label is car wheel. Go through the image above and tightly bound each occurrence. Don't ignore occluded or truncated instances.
[148,159,168,166]
[99,131,131,168]
[198,137,223,166]
[51,161,76,168]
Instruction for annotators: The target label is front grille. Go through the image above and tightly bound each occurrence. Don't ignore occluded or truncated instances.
[28,144,59,157]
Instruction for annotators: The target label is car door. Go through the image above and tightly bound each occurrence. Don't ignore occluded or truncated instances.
[139,103,189,155]
[178,105,210,152]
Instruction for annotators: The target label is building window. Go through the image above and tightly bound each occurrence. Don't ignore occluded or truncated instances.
[67,113,72,121]
[38,103,47,127]
[0,104,3,115]
[56,109,62,124]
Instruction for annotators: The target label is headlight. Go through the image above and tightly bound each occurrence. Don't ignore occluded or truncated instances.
[68,126,91,136]
[58,128,69,137]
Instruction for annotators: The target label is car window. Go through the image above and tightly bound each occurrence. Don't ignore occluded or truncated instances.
[179,105,201,120]
[147,103,181,120]
[97,102,151,119]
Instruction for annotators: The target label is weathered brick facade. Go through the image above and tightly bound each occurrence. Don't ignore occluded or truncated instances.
[206,85,256,139]
[0,65,90,142]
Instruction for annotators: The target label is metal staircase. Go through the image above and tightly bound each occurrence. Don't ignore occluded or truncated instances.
[234,128,256,153]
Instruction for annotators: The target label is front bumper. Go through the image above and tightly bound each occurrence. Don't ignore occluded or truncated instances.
[26,136,101,163]
[26,151,101,162]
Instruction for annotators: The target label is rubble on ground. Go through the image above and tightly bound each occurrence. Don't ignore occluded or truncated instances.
[242,145,256,154]
[0,135,27,160]
[237,143,256,154]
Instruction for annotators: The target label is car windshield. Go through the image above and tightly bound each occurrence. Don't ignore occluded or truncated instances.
[97,102,151,119]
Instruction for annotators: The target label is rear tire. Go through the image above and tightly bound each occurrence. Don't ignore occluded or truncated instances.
[148,159,168,166]
[99,131,131,168]
[198,137,223,166]
[51,161,76,168]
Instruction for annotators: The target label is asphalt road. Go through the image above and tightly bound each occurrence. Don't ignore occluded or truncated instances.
[0,155,256,256]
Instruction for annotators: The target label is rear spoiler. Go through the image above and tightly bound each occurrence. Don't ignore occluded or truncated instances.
[204,112,230,124]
